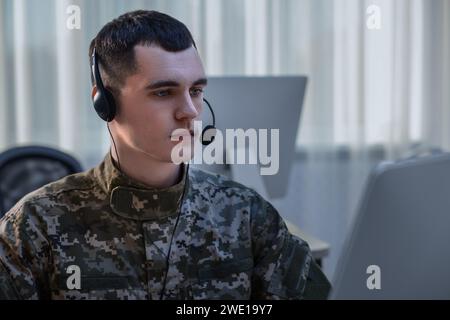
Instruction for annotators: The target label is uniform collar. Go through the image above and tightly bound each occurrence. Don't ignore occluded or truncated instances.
[94,152,188,221]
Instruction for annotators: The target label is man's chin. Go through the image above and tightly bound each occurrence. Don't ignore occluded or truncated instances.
[167,140,195,165]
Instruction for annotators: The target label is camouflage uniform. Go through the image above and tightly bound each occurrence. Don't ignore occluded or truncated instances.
[0,152,330,300]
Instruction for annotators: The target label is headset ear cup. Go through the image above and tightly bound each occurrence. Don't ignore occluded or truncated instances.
[201,125,216,146]
[93,91,109,122]
[104,89,117,121]
[93,87,116,122]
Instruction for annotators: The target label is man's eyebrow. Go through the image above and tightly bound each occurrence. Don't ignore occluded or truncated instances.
[146,80,179,90]
[192,78,208,86]
[145,78,207,90]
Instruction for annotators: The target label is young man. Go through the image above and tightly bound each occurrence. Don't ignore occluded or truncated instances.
[0,10,330,300]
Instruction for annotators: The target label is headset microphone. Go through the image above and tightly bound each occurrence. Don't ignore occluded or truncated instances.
[200,98,216,146]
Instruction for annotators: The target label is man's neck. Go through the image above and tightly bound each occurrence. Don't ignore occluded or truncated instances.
[110,146,182,189]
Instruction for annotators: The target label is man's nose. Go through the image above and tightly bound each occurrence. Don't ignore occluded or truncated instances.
[175,93,200,120]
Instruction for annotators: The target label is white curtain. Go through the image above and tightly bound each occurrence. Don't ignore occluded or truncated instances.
[1,0,449,161]
[0,0,449,278]
[331,0,450,155]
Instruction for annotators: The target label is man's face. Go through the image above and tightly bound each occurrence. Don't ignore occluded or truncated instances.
[112,44,206,163]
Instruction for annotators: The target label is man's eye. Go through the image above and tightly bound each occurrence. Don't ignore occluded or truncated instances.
[154,90,170,97]
[190,88,204,97]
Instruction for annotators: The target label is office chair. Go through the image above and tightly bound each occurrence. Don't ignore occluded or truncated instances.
[0,145,83,218]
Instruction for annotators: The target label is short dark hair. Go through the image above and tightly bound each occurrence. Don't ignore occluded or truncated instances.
[89,10,197,93]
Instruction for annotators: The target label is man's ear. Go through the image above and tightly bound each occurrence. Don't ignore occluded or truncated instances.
[91,85,97,100]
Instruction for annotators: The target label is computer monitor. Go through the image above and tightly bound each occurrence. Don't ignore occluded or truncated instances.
[331,153,450,299]
[196,76,307,199]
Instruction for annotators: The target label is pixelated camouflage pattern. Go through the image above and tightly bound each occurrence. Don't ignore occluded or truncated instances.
[0,152,330,300]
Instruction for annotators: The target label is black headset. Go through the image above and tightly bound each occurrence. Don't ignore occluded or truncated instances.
[91,48,216,145]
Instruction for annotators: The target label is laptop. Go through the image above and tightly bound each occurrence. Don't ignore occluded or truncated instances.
[331,153,450,299]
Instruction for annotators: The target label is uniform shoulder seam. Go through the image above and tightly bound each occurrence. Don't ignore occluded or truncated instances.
[3,184,97,222]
